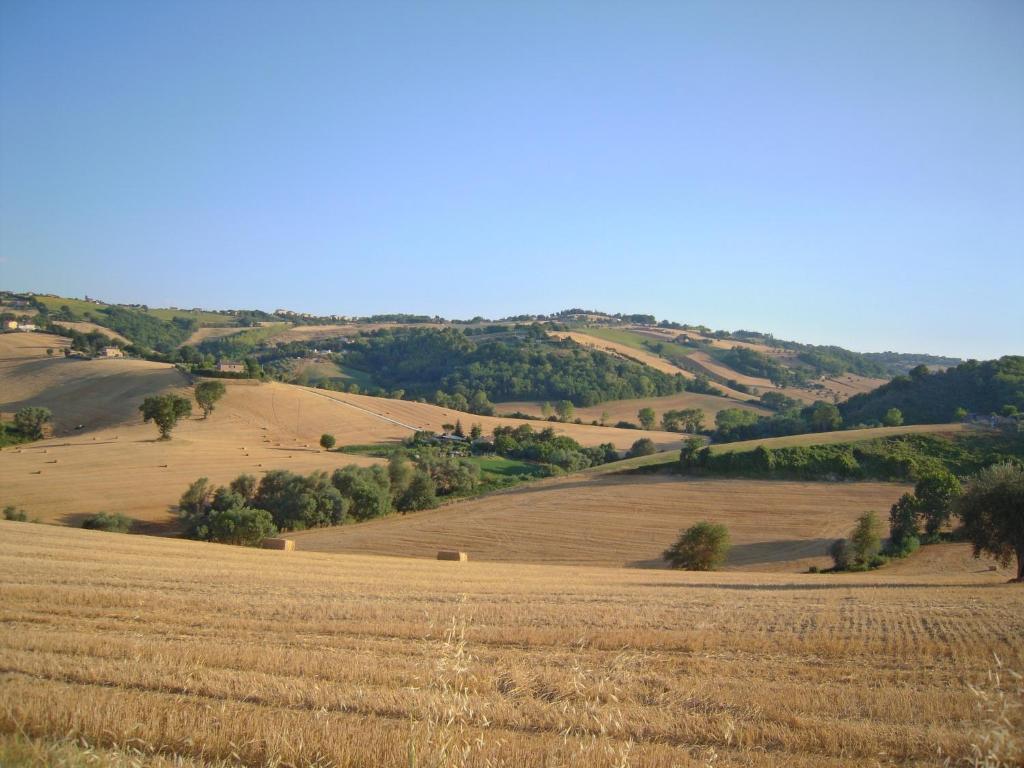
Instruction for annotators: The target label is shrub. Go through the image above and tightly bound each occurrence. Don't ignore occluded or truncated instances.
[13,407,51,440]
[204,506,277,546]
[320,433,336,450]
[625,438,657,459]
[849,511,884,567]
[3,506,28,522]
[829,538,850,570]
[663,522,731,570]
[82,512,133,533]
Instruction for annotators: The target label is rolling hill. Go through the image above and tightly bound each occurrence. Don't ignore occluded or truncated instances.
[291,473,911,571]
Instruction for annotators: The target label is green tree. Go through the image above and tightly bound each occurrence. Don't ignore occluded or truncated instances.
[469,423,483,440]
[397,469,437,512]
[808,402,842,432]
[663,522,731,570]
[882,407,904,427]
[320,433,336,450]
[453,419,465,438]
[888,493,920,552]
[626,437,657,459]
[953,406,968,421]
[139,394,191,439]
[205,506,277,546]
[956,462,1024,582]
[848,511,884,567]
[678,436,704,469]
[194,380,226,419]
[229,473,257,503]
[638,407,656,430]
[541,402,554,419]
[555,400,575,422]
[829,538,850,570]
[915,471,962,539]
[13,406,52,440]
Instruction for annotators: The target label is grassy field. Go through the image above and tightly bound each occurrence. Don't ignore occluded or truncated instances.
[50,320,131,344]
[1,520,1020,767]
[30,295,233,326]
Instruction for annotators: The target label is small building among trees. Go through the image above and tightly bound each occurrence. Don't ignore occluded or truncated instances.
[216,360,245,373]
[100,346,125,358]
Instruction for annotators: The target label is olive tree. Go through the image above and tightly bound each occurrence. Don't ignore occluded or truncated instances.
[957,462,1024,582]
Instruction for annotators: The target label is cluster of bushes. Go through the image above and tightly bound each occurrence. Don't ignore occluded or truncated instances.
[663,521,731,570]
[681,434,1024,483]
[491,424,618,472]
[82,512,133,533]
[713,401,843,442]
[840,357,1024,425]
[3,506,30,522]
[0,407,52,446]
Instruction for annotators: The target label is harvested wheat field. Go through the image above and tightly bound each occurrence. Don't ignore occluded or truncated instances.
[550,331,695,377]
[293,475,914,571]
[498,390,768,427]
[0,332,186,432]
[1,521,1020,768]
[0,376,681,527]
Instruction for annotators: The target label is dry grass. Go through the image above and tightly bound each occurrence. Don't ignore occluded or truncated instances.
[550,331,695,378]
[292,474,917,571]
[0,521,1021,767]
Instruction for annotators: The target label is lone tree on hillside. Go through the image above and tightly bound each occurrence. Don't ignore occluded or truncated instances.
[140,394,192,440]
[638,407,656,430]
[555,400,575,422]
[194,380,227,419]
[957,462,1024,582]
[626,437,657,459]
[663,521,731,570]
[320,433,336,450]
[13,406,52,440]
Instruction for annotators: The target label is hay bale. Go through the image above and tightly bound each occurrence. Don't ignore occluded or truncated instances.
[262,538,295,551]
[437,550,468,562]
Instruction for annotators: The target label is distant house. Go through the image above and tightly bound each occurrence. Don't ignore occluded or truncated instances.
[216,360,245,373]
[100,346,124,358]
[17,323,37,332]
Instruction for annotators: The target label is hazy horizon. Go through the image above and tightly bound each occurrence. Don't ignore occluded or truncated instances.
[2,1,1021,360]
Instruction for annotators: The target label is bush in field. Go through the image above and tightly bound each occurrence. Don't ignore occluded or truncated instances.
[3,506,28,522]
[204,506,277,546]
[82,512,132,533]
[829,538,850,570]
[13,407,51,440]
[848,511,884,569]
[320,433,336,450]
[638,407,656,430]
[663,522,730,571]
[625,438,657,459]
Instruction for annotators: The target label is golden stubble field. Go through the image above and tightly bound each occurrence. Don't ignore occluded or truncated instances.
[0,521,1021,767]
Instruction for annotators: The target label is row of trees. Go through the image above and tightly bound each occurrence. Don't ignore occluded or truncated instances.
[491,424,619,472]
[138,382,227,439]
[828,463,1024,580]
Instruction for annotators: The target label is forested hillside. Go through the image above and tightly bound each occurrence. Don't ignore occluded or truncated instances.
[839,357,1024,424]
[344,326,691,406]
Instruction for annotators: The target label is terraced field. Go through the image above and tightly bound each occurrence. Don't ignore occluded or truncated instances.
[1,521,1019,768]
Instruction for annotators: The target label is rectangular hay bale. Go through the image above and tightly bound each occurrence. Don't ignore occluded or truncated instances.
[437,550,468,561]
[263,538,295,551]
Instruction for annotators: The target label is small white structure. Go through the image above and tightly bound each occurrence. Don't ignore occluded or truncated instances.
[100,346,124,358]
[216,360,245,373]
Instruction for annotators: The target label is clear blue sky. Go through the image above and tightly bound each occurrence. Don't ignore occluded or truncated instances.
[1,1,1021,359]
